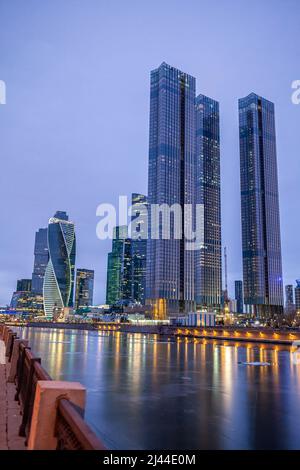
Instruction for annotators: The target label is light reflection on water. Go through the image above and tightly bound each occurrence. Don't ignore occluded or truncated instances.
[17,327,300,450]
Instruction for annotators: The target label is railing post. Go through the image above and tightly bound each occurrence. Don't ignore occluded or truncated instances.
[27,381,86,450]
[7,339,28,383]
[19,357,41,437]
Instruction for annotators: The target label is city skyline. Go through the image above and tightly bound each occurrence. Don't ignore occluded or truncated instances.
[0,0,299,305]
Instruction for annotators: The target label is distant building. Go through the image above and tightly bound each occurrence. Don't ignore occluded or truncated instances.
[43,211,76,317]
[195,95,222,312]
[75,269,94,311]
[131,193,148,304]
[16,279,32,292]
[295,280,300,314]
[285,284,294,311]
[106,226,132,306]
[239,93,284,318]
[235,280,244,314]
[10,291,43,315]
[32,228,49,294]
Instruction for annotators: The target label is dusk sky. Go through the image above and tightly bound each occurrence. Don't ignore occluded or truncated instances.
[0,0,299,305]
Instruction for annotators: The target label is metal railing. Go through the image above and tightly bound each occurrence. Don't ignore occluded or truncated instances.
[0,324,106,450]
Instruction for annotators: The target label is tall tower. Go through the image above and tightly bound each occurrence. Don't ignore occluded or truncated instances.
[295,280,300,315]
[32,228,49,294]
[285,284,294,309]
[131,193,148,304]
[146,62,196,318]
[239,93,283,318]
[75,269,94,311]
[195,95,222,311]
[235,280,244,314]
[106,226,132,306]
[43,212,76,317]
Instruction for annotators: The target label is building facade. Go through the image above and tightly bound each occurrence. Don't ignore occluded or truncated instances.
[106,226,132,306]
[285,284,294,309]
[131,193,148,304]
[146,62,196,318]
[75,269,94,311]
[239,93,284,318]
[235,280,244,314]
[43,211,76,317]
[16,279,32,292]
[295,280,300,315]
[195,95,222,311]
[32,228,49,294]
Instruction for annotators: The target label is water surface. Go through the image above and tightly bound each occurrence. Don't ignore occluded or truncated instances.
[18,327,300,450]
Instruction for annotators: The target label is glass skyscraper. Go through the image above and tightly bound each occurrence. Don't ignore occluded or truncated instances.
[43,211,76,318]
[32,228,49,294]
[235,280,244,314]
[195,95,222,311]
[146,62,196,318]
[131,193,148,305]
[16,279,32,292]
[239,93,283,318]
[106,226,132,306]
[75,269,94,310]
[295,280,300,315]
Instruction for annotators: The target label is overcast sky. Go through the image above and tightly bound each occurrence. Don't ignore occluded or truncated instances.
[0,0,299,305]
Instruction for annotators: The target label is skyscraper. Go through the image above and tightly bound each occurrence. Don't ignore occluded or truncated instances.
[32,228,49,294]
[16,279,32,292]
[195,95,222,311]
[106,226,132,306]
[285,284,294,309]
[75,269,94,310]
[295,280,300,315]
[146,62,196,318]
[131,193,148,304]
[235,280,244,314]
[239,93,284,318]
[43,211,76,317]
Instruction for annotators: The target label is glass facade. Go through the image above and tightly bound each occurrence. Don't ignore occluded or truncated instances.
[131,193,148,305]
[31,228,49,294]
[235,280,244,314]
[239,93,283,318]
[146,62,196,318]
[16,278,32,292]
[195,95,222,311]
[75,269,94,310]
[295,280,300,314]
[285,284,294,308]
[106,226,132,306]
[43,212,76,317]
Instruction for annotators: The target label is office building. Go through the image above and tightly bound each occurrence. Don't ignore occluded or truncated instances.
[43,211,76,317]
[239,93,284,318]
[16,279,32,292]
[75,269,94,311]
[235,280,244,314]
[131,193,148,304]
[32,228,49,294]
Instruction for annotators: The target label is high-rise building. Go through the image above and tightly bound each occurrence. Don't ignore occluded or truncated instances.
[75,269,94,311]
[146,62,196,318]
[43,211,76,317]
[239,93,284,318]
[106,226,132,306]
[235,280,244,314]
[16,279,32,292]
[131,193,148,304]
[295,280,300,314]
[195,95,222,311]
[32,228,49,294]
[285,284,294,309]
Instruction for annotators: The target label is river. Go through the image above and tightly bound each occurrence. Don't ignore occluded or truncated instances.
[17,327,300,450]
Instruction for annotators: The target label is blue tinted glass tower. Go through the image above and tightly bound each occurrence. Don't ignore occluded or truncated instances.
[235,280,244,314]
[43,211,76,317]
[131,193,148,305]
[32,228,49,294]
[195,95,222,311]
[75,269,94,310]
[239,93,283,318]
[146,62,196,318]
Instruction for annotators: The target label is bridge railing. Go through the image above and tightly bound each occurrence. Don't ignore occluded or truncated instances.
[0,324,106,450]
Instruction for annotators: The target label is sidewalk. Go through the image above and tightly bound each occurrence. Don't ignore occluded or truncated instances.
[0,340,26,450]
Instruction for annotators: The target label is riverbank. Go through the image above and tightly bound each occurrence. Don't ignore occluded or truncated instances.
[5,321,300,345]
